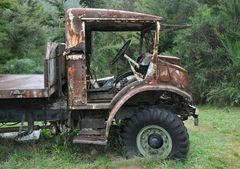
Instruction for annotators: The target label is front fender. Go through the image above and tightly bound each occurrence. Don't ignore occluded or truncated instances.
[105,80,192,138]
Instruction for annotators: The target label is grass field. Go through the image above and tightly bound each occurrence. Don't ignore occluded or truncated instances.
[0,106,239,169]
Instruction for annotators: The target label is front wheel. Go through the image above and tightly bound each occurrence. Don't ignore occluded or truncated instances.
[121,107,189,159]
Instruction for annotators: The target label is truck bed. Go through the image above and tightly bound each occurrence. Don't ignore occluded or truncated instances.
[0,74,50,99]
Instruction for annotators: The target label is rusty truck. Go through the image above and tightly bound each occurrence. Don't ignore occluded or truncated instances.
[0,8,198,159]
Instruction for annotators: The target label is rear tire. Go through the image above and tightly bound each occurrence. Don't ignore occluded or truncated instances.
[121,107,189,159]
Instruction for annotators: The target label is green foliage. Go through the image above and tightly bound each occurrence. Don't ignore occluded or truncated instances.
[2,58,42,74]
[0,0,51,73]
[171,0,240,105]
[45,0,66,42]
[0,0,12,9]
[135,0,199,52]
[79,0,105,8]
[91,32,140,77]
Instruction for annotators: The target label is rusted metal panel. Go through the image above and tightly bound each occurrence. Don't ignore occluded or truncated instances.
[65,13,86,51]
[44,43,58,89]
[66,54,87,107]
[158,55,181,65]
[153,22,160,59]
[145,21,160,79]
[0,97,67,122]
[168,65,189,90]
[70,103,110,110]
[57,43,66,79]
[45,42,66,96]
[0,89,49,99]
[65,8,163,50]
[156,59,189,91]
[66,8,163,21]
[65,17,87,108]
[157,65,171,82]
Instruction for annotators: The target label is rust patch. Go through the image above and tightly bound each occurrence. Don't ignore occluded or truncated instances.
[67,56,87,107]
[156,58,189,91]
[232,142,240,156]
[65,8,163,50]
[66,8,163,21]
[65,13,85,51]
[157,65,171,82]
[158,55,181,65]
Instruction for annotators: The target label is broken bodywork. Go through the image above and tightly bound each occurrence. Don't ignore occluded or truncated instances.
[63,8,197,141]
[0,8,198,155]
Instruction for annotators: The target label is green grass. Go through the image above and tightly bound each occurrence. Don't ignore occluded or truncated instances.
[0,106,239,169]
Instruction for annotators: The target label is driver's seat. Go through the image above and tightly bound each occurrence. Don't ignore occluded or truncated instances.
[88,76,114,92]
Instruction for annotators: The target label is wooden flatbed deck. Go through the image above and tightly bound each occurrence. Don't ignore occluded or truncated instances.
[0,74,49,99]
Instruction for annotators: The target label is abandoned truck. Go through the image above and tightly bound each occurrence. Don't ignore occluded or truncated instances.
[0,8,198,159]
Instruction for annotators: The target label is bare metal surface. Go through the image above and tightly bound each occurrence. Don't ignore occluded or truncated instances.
[0,75,44,90]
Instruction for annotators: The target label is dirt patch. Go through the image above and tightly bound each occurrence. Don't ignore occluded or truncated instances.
[116,166,142,169]
[185,123,214,132]
[231,142,240,157]
[234,142,240,151]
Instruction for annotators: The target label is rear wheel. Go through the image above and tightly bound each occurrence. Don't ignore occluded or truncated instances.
[121,107,189,159]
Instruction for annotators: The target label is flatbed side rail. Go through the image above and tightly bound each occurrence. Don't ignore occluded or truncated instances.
[44,42,66,96]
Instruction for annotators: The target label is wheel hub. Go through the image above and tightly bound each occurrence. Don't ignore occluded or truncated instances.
[136,125,172,158]
[148,133,163,149]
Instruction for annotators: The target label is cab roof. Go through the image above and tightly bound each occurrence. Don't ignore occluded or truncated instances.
[65,8,164,31]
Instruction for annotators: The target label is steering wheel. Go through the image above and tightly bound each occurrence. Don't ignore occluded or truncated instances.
[111,40,131,65]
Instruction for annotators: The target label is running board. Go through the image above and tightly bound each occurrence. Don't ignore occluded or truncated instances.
[73,134,107,145]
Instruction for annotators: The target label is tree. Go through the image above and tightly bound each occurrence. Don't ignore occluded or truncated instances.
[79,0,105,8]
[45,0,66,42]
[0,0,51,73]
[171,0,240,105]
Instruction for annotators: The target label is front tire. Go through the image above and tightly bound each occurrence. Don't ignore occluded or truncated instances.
[121,107,189,159]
